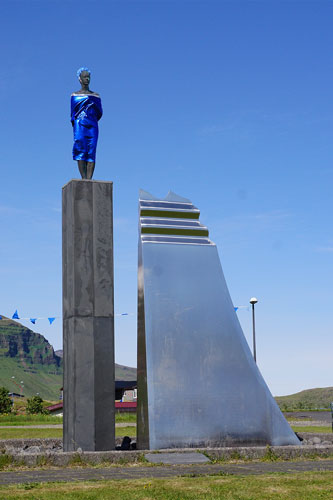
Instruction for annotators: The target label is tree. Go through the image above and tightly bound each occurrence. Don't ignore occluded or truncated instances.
[26,395,49,415]
[0,387,12,414]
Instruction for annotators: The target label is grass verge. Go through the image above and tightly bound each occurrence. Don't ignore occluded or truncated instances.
[0,413,136,426]
[115,412,136,423]
[0,472,332,499]
[0,426,136,440]
[291,425,332,434]
[0,415,62,426]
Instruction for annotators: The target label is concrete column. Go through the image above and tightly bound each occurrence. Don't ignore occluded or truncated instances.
[62,179,114,452]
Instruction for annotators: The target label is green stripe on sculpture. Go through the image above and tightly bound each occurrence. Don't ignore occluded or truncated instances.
[140,209,200,219]
[141,227,209,237]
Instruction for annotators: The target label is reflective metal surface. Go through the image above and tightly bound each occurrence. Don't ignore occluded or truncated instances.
[137,190,299,450]
[71,93,103,162]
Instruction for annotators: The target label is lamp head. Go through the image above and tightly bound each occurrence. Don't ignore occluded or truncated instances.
[249,297,258,305]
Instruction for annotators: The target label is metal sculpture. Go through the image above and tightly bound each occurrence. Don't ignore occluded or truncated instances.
[137,190,299,450]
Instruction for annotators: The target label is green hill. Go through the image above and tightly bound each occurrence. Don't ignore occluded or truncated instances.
[0,317,62,401]
[275,387,333,410]
[55,351,136,381]
[114,362,137,381]
[0,317,136,401]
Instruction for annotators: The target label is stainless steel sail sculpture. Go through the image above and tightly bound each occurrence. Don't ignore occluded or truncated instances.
[137,190,299,450]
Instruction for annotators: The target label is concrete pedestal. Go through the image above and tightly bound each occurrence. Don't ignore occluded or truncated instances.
[62,180,115,452]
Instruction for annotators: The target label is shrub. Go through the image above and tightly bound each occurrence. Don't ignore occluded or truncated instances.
[26,395,49,415]
[0,387,12,414]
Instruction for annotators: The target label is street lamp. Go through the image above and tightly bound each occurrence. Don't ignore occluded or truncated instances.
[249,297,258,363]
[10,377,15,405]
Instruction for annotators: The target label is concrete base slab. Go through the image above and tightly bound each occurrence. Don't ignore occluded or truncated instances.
[1,444,333,467]
[145,452,210,465]
[1,435,333,467]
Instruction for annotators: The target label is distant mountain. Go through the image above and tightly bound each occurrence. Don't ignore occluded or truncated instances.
[114,362,137,381]
[275,387,333,410]
[0,317,62,401]
[55,350,137,381]
[0,317,136,401]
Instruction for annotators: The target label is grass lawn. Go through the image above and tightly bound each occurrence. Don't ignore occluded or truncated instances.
[0,415,63,426]
[0,426,136,440]
[0,413,135,426]
[0,428,63,439]
[0,423,330,440]
[291,425,332,434]
[115,412,136,423]
[0,472,332,499]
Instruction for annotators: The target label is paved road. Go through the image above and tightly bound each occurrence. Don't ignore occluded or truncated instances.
[285,411,331,423]
[288,420,329,427]
[1,460,333,485]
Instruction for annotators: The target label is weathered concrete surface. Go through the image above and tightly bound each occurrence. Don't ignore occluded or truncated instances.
[62,180,115,452]
[0,438,61,451]
[1,438,333,467]
[145,452,210,464]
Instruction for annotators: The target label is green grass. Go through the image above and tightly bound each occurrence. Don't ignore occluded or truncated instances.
[283,408,330,413]
[276,386,333,410]
[115,412,136,423]
[115,426,136,438]
[0,413,135,426]
[0,426,136,439]
[291,425,332,434]
[0,357,62,401]
[0,414,63,426]
[0,428,63,439]
[0,472,332,499]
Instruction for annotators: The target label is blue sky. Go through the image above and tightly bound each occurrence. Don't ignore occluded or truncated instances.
[1,0,332,396]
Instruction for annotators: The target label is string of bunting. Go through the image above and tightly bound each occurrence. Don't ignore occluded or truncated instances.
[0,308,244,325]
[0,310,134,325]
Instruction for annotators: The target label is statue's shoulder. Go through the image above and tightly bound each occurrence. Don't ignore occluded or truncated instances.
[71,91,100,97]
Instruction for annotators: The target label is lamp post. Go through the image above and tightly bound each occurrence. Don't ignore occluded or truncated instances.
[249,297,258,363]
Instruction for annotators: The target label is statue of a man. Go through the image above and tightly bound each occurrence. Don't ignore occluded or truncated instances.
[71,67,103,180]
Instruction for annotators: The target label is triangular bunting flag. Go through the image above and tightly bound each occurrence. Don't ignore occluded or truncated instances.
[12,310,19,319]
